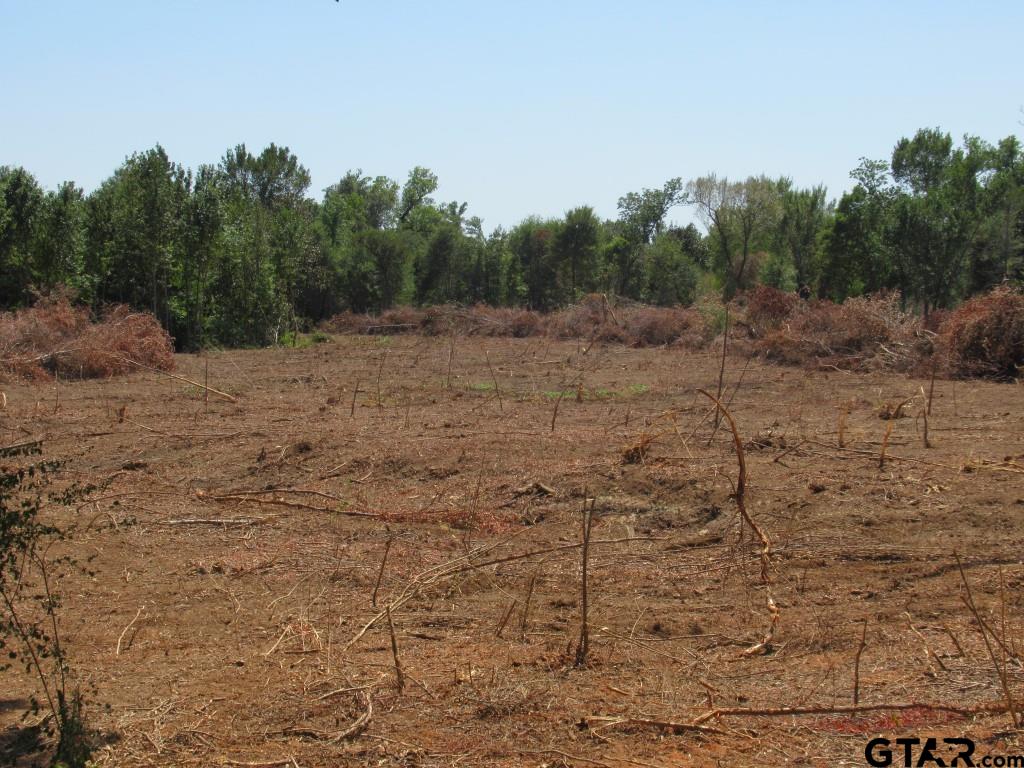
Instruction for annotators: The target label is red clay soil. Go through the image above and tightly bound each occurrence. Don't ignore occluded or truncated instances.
[1,334,1023,767]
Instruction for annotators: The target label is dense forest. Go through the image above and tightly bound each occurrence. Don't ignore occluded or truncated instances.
[1,127,1021,350]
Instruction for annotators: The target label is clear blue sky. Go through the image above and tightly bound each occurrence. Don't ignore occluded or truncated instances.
[2,0,1021,230]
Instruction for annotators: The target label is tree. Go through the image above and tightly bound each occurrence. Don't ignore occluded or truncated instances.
[398,167,438,224]
[84,146,189,329]
[644,234,699,306]
[553,206,601,301]
[888,129,990,312]
[611,179,686,299]
[777,184,830,288]
[687,174,783,297]
[508,218,559,310]
[0,167,44,305]
[820,159,899,300]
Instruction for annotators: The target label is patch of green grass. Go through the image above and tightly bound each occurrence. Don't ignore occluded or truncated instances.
[469,381,495,392]
[542,389,577,400]
[279,330,333,349]
[539,384,649,401]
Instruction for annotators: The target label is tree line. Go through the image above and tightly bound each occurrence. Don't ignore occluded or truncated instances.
[1,127,1021,349]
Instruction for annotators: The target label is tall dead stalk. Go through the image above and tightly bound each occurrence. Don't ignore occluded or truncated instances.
[372,536,393,608]
[698,389,777,654]
[853,619,868,705]
[386,604,405,694]
[445,331,456,390]
[574,496,595,667]
[879,419,894,469]
[485,350,503,412]
[713,308,729,430]
[375,349,389,417]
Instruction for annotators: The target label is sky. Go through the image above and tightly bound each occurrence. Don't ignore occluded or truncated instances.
[2,0,1021,231]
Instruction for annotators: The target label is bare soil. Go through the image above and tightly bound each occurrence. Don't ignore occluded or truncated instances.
[2,334,1023,767]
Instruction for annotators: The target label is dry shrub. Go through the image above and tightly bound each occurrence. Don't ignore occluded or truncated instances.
[462,305,542,338]
[543,294,615,340]
[320,311,371,334]
[0,295,174,381]
[377,306,428,331]
[755,292,932,372]
[743,285,799,335]
[60,305,175,378]
[940,286,1024,379]
[622,306,710,349]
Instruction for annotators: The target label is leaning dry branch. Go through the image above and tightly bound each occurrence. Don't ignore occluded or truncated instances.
[697,389,776,655]
[120,356,237,402]
[955,552,1020,728]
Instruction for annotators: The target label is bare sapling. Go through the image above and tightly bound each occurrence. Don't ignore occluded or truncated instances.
[520,574,537,637]
[698,389,777,655]
[445,330,456,390]
[494,598,518,638]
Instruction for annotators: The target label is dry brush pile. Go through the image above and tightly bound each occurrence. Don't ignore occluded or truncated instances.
[0,295,175,382]
[324,285,1024,381]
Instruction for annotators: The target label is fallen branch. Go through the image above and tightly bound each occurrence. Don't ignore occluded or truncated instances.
[586,715,726,737]
[694,700,1011,724]
[276,692,373,743]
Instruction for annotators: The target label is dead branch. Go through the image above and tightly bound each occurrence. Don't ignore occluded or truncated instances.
[697,389,776,655]
[120,357,237,402]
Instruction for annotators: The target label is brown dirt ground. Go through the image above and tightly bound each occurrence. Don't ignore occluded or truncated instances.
[2,334,1023,767]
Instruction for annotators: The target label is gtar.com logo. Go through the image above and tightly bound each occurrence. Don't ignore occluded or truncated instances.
[865,737,1024,767]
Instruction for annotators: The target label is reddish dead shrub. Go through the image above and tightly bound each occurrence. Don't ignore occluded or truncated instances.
[0,295,174,381]
[940,286,1024,379]
[743,285,799,335]
[755,292,932,372]
[622,307,710,348]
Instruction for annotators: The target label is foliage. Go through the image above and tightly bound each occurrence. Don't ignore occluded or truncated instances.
[1,126,1022,363]
[1,442,93,766]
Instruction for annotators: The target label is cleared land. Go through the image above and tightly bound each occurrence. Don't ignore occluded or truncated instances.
[2,334,1023,767]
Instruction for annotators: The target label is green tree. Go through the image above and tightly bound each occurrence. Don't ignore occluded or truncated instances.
[889,129,990,312]
[553,206,601,301]
[0,167,45,305]
[687,174,783,297]
[508,218,559,310]
[819,159,898,300]
[644,233,699,306]
[612,179,685,298]
[84,146,189,329]
[777,183,830,288]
